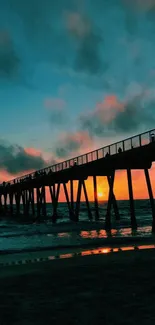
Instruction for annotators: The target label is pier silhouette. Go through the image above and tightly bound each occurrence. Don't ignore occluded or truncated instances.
[1,128,155,231]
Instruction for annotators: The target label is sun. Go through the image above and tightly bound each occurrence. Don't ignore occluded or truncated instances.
[98,192,104,199]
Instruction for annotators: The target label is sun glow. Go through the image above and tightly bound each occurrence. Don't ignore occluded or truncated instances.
[98,192,104,199]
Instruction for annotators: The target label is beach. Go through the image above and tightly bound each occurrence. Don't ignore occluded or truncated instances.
[0,200,155,324]
[1,248,155,325]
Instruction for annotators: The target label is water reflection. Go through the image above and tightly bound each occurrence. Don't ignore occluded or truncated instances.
[138,244,155,250]
[57,232,71,238]
[80,226,153,239]
[59,253,73,259]
[48,244,155,261]
[121,246,135,251]
[80,229,117,239]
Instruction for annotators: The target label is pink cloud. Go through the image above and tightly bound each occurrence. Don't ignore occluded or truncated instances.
[54,130,95,159]
[24,147,42,157]
[95,95,125,123]
[0,170,14,183]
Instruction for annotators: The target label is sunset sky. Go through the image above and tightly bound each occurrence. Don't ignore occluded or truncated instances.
[1,0,155,201]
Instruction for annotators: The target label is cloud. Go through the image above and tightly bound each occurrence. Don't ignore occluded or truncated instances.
[6,0,107,78]
[24,147,43,157]
[0,142,46,174]
[54,131,93,158]
[0,30,19,78]
[65,11,105,74]
[44,97,67,127]
[79,90,155,137]
[51,87,155,159]
[123,0,155,12]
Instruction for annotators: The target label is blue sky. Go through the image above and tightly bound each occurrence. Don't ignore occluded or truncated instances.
[1,0,155,175]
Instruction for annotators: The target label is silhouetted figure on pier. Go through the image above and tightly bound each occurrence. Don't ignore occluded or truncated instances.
[74,160,77,166]
[150,133,155,143]
[118,147,122,153]
[105,152,110,158]
[48,169,53,175]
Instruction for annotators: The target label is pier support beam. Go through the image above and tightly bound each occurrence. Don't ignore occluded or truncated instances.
[30,188,35,216]
[127,169,137,230]
[15,192,21,216]
[63,183,74,220]
[49,183,60,223]
[26,189,35,217]
[36,186,47,220]
[4,193,8,215]
[21,190,26,216]
[25,190,30,216]
[144,168,155,233]
[9,192,14,215]
[107,175,120,220]
[36,188,41,219]
[75,180,82,221]
[105,171,115,230]
[82,180,92,220]
[93,176,99,221]
[69,180,76,220]
[41,186,46,218]
[0,195,2,214]
[70,180,74,212]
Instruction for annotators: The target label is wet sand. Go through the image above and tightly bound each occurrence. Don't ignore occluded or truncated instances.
[1,249,155,324]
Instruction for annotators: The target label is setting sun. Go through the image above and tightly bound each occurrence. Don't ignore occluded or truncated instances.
[98,192,104,199]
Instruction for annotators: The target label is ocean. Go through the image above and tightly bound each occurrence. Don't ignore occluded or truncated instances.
[0,199,154,255]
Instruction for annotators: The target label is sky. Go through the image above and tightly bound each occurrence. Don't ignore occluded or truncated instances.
[1,0,155,201]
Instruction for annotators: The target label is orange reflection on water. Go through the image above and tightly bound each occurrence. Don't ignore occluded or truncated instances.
[81,250,92,256]
[121,246,135,251]
[138,244,155,250]
[48,256,55,260]
[81,249,101,256]
[57,232,70,238]
[81,248,111,256]
[59,253,73,259]
[46,244,155,263]
[80,230,98,239]
[110,229,118,236]
[80,228,119,239]
[113,248,119,252]
[101,248,111,254]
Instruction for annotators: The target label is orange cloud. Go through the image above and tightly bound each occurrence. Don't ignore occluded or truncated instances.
[24,147,42,157]
[95,95,125,123]
[54,130,95,159]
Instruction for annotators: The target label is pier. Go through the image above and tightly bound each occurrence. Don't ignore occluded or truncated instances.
[1,128,155,231]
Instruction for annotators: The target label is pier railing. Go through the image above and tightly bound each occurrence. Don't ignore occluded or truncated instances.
[2,128,155,186]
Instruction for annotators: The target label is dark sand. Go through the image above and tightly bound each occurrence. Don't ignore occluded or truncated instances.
[1,249,155,325]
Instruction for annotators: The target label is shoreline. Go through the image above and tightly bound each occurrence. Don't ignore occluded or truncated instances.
[1,246,155,278]
[0,237,155,268]
[0,234,155,255]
